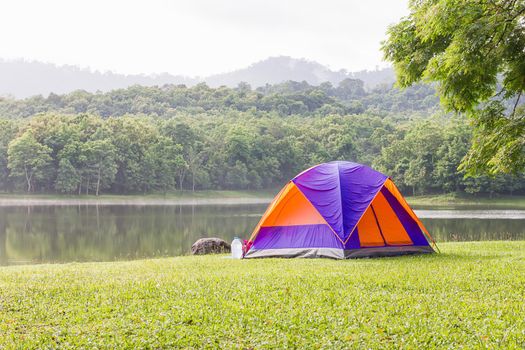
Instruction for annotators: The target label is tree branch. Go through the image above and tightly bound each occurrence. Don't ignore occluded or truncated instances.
[511,91,522,118]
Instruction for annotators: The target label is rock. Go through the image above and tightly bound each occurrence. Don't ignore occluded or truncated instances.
[191,238,231,255]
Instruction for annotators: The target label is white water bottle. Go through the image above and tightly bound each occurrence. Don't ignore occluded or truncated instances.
[231,237,243,259]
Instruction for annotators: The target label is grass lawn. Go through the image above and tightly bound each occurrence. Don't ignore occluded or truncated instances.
[0,242,524,348]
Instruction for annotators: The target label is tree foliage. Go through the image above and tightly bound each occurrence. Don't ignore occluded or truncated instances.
[374,116,525,195]
[0,79,440,119]
[0,113,523,195]
[382,0,525,175]
[1,78,525,195]
[7,132,52,192]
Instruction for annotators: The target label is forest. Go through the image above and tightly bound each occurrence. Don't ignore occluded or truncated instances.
[0,79,523,195]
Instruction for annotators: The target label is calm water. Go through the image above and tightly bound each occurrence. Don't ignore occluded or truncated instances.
[0,204,523,265]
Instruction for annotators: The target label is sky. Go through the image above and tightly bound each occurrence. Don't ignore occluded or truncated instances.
[0,0,409,77]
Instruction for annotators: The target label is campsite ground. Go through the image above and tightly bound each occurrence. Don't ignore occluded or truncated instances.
[0,241,523,348]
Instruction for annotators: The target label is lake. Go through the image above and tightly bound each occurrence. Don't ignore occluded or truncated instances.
[0,203,523,265]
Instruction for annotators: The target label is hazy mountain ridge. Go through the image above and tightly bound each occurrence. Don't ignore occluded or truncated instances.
[207,56,395,89]
[0,57,395,98]
[0,60,199,99]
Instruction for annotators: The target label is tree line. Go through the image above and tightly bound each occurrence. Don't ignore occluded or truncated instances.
[1,112,524,196]
[0,79,439,119]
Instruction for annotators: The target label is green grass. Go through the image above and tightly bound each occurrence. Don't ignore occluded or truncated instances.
[0,242,524,348]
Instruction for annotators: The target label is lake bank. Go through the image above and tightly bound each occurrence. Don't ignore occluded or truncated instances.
[0,190,275,206]
[0,191,525,207]
[0,241,523,348]
[407,193,525,208]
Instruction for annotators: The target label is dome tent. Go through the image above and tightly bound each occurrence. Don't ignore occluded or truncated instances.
[244,161,437,259]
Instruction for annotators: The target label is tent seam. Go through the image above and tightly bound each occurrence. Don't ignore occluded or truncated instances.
[343,178,388,245]
[337,162,345,241]
[294,184,345,245]
[370,203,388,246]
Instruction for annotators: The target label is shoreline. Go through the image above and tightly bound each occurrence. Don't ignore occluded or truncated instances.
[0,190,275,206]
[0,191,524,207]
[0,197,273,207]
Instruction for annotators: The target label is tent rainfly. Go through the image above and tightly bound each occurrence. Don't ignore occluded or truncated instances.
[244,161,437,259]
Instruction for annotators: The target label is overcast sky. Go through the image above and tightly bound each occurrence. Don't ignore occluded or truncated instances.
[0,0,409,77]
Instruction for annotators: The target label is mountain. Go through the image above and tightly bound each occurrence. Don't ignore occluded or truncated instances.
[206,56,395,89]
[0,57,395,98]
[0,60,198,99]
[207,56,346,87]
[349,68,396,90]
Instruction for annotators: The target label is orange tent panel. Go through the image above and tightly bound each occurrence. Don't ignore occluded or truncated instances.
[372,192,413,245]
[357,205,385,247]
[248,182,292,242]
[383,179,434,244]
[262,182,326,227]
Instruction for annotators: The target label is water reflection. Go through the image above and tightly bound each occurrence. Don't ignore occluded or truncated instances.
[0,205,259,265]
[0,204,523,265]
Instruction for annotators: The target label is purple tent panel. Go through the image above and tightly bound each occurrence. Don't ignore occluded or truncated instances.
[293,161,387,242]
[253,224,342,250]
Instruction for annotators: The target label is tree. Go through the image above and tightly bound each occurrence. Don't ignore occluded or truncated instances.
[374,118,452,194]
[382,0,525,175]
[106,116,158,193]
[55,158,80,193]
[225,161,249,189]
[7,133,52,192]
[163,122,195,190]
[82,140,117,196]
[186,144,206,192]
[57,141,85,194]
[0,119,18,191]
[149,137,185,193]
[336,78,366,100]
